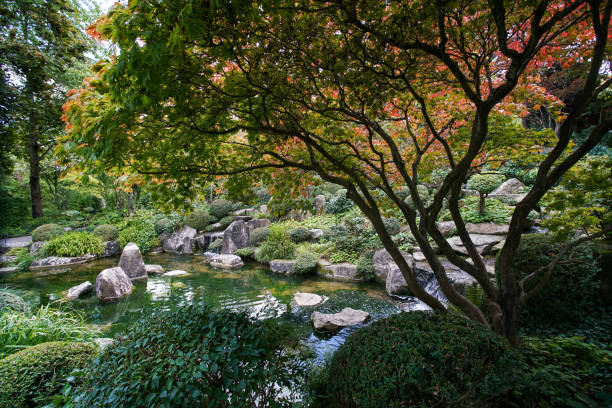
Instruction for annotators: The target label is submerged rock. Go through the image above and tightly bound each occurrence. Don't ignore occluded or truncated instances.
[209,254,244,269]
[161,225,197,254]
[144,264,164,275]
[118,243,147,281]
[293,292,324,307]
[221,220,250,254]
[96,267,133,302]
[311,307,370,330]
[269,260,296,275]
[162,270,189,277]
[65,281,93,300]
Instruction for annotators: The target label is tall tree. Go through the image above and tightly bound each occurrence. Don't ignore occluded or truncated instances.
[63,0,611,345]
[0,0,96,217]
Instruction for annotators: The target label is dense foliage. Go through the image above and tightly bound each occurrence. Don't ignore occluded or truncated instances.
[289,227,311,243]
[66,305,302,407]
[184,209,210,231]
[92,224,118,241]
[31,223,64,242]
[0,290,29,314]
[0,341,97,408]
[293,251,318,275]
[250,227,270,246]
[45,231,104,257]
[310,312,524,408]
[256,226,296,262]
[116,213,159,252]
[209,199,234,218]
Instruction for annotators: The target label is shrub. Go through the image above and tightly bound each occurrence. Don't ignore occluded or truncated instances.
[31,223,63,242]
[250,227,270,246]
[256,226,295,262]
[118,219,159,253]
[508,234,600,327]
[255,187,271,204]
[0,341,97,408]
[322,182,344,195]
[310,312,524,408]
[460,196,513,224]
[289,226,311,243]
[45,231,104,257]
[356,250,375,280]
[93,224,118,241]
[154,217,171,234]
[326,190,354,214]
[0,291,29,314]
[0,306,101,359]
[467,173,505,215]
[293,252,318,275]
[382,216,400,236]
[67,305,301,408]
[153,214,183,234]
[220,215,234,228]
[209,198,234,218]
[235,247,256,260]
[184,209,210,231]
[208,239,222,252]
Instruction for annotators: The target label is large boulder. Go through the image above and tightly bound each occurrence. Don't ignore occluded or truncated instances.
[96,267,133,301]
[309,229,325,240]
[65,281,93,300]
[118,243,147,281]
[311,307,370,330]
[101,240,121,257]
[161,225,197,254]
[246,218,270,233]
[314,194,326,214]
[436,221,457,237]
[209,254,244,269]
[465,222,509,235]
[193,232,223,252]
[317,260,364,281]
[30,255,96,269]
[491,178,525,195]
[145,264,164,275]
[373,248,412,282]
[269,260,296,275]
[221,220,250,254]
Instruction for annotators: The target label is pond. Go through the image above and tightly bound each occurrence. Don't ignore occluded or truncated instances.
[0,253,406,361]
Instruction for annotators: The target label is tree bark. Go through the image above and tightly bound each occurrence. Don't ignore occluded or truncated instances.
[28,128,43,218]
[478,192,485,215]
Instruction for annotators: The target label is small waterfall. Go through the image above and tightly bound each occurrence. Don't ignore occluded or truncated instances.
[196,232,224,253]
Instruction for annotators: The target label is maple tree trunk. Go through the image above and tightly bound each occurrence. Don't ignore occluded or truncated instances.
[28,130,43,218]
[478,193,485,215]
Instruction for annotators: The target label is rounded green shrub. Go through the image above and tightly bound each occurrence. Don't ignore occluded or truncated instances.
[45,232,104,257]
[327,190,354,214]
[93,224,119,241]
[67,305,301,408]
[293,252,318,275]
[255,226,295,262]
[0,341,97,408]
[250,227,270,246]
[466,173,505,195]
[31,223,63,242]
[208,239,222,252]
[118,221,160,253]
[311,312,524,408]
[220,215,234,228]
[154,217,171,234]
[184,209,210,231]
[0,291,29,314]
[289,227,311,243]
[210,198,234,218]
[235,247,256,260]
[508,234,600,327]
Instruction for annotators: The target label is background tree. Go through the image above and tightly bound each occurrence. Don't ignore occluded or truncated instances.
[0,0,99,217]
[62,0,611,344]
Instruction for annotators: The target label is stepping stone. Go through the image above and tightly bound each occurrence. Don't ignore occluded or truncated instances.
[293,292,323,307]
[162,270,189,277]
[210,254,244,269]
[145,264,164,275]
[311,307,370,331]
[0,266,18,274]
[65,281,93,300]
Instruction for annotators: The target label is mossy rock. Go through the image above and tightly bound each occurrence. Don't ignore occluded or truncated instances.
[0,291,29,314]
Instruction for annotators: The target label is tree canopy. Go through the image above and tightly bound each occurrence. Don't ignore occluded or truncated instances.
[62,0,611,344]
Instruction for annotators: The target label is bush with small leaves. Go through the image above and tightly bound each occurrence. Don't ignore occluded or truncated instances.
[0,290,29,314]
[235,247,256,260]
[289,227,311,243]
[184,209,210,231]
[31,223,63,242]
[220,215,235,228]
[404,184,431,209]
[293,251,318,275]
[255,226,295,262]
[467,173,505,215]
[356,250,375,281]
[45,232,104,257]
[250,227,270,246]
[210,198,234,218]
[327,190,354,214]
[208,239,222,252]
[93,224,119,241]
[154,217,171,234]
[0,341,97,408]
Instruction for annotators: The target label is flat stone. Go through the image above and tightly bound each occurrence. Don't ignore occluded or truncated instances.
[162,270,189,277]
[118,243,147,281]
[465,222,509,235]
[446,234,502,256]
[207,222,224,232]
[0,235,32,250]
[30,255,96,269]
[293,292,323,307]
[246,218,270,232]
[210,254,244,269]
[93,338,116,350]
[318,261,363,281]
[311,307,370,330]
[309,229,325,240]
[233,215,253,222]
[0,266,18,274]
[96,267,133,302]
[161,225,197,254]
[65,281,93,300]
[413,251,426,262]
[232,208,255,216]
[145,264,164,275]
[269,259,296,274]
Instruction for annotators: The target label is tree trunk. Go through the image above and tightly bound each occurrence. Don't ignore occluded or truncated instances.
[28,130,43,218]
[478,192,485,215]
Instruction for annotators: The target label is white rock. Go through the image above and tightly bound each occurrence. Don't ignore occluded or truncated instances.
[309,229,325,240]
[161,225,197,254]
[210,254,244,269]
[93,338,116,350]
[145,264,165,275]
[65,281,93,300]
[162,270,189,277]
[311,307,370,330]
[293,292,323,307]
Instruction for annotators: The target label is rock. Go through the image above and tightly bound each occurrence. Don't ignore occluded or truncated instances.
[162,270,189,277]
[101,240,121,257]
[161,225,197,254]
[194,232,224,252]
[221,220,250,254]
[30,255,96,269]
[318,261,363,281]
[446,234,502,256]
[96,267,133,301]
[0,255,17,264]
[233,215,253,222]
[293,292,323,307]
[259,204,268,214]
[209,254,244,269]
[269,260,296,274]
[29,241,47,257]
[309,229,325,240]
[491,178,525,196]
[144,264,164,275]
[465,222,509,235]
[0,235,31,250]
[0,266,18,274]
[207,222,224,232]
[118,243,147,281]
[233,208,254,216]
[311,307,370,330]
[386,267,412,296]
[246,218,270,232]
[413,251,426,262]
[373,248,412,282]
[314,194,326,214]
[93,338,116,350]
[202,252,217,262]
[436,221,457,237]
[65,281,93,300]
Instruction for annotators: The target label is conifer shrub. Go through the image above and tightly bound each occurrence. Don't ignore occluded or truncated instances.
[31,223,63,242]
[93,224,119,241]
[209,198,233,218]
[184,209,210,231]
